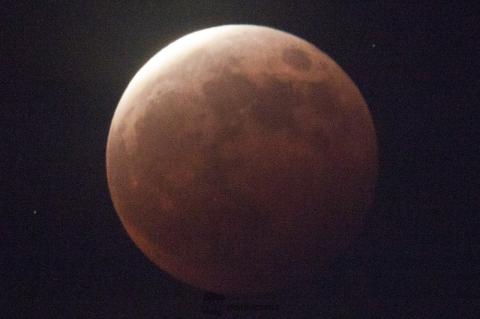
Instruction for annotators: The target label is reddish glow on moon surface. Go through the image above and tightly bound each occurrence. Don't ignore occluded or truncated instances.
[106,25,378,295]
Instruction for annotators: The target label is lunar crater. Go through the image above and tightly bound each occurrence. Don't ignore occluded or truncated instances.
[282,47,312,71]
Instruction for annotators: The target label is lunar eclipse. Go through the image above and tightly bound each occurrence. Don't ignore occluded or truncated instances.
[106,25,378,295]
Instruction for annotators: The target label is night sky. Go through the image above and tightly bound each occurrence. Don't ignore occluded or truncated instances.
[4,2,479,317]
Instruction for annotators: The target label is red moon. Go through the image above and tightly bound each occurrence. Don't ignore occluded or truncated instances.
[106,25,377,295]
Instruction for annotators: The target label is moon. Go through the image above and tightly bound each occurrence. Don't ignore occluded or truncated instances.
[106,25,377,295]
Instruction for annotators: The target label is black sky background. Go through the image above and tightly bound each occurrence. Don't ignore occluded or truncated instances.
[3,1,479,317]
